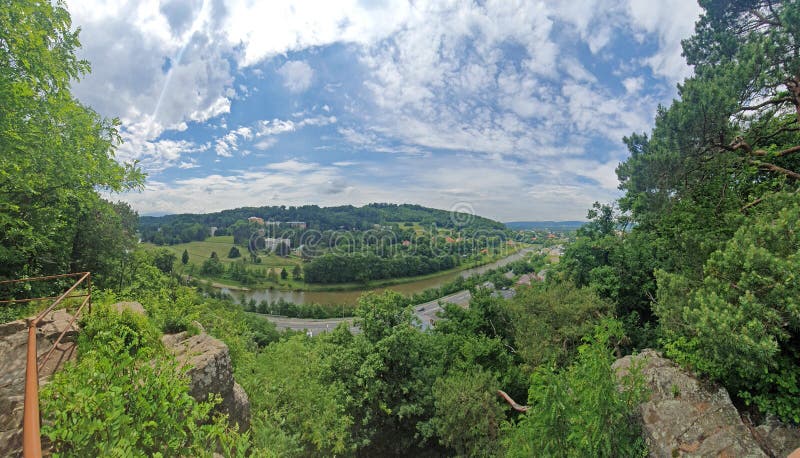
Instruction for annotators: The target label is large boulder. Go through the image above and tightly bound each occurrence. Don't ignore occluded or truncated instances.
[613,349,766,457]
[754,416,800,458]
[0,309,78,457]
[162,330,250,431]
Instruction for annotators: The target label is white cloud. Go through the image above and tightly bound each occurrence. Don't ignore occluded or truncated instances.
[622,76,644,94]
[116,138,208,173]
[266,159,318,173]
[253,138,278,151]
[277,60,314,93]
[626,0,702,80]
[69,0,703,219]
[214,126,253,157]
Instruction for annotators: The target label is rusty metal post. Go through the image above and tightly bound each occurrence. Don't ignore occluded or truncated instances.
[23,325,42,458]
[87,273,92,314]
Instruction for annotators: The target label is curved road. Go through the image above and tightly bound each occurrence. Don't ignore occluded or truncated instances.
[258,289,473,334]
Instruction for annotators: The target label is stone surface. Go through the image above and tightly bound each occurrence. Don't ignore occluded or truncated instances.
[111,301,146,315]
[162,331,250,431]
[754,416,800,458]
[613,349,767,458]
[0,309,78,457]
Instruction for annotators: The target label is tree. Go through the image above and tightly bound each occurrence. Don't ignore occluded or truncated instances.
[210,251,218,260]
[279,268,288,280]
[430,369,505,456]
[0,0,144,284]
[292,264,302,279]
[152,249,176,275]
[617,0,800,280]
[655,193,800,422]
[275,241,290,257]
[227,246,241,259]
[181,249,189,266]
[503,320,647,457]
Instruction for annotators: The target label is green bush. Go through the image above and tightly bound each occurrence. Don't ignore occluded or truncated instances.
[655,193,800,422]
[503,319,648,457]
[41,307,247,456]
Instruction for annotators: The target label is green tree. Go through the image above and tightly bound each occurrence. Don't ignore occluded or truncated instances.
[152,249,176,275]
[227,246,241,258]
[279,268,288,280]
[430,369,505,457]
[655,193,800,422]
[0,0,144,283]
[181,249,189,266]
[509,282,612,370]
[503,320,648,458]
[292,264,302,279]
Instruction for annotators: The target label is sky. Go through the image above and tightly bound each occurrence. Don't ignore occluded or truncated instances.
[67,0,702,222]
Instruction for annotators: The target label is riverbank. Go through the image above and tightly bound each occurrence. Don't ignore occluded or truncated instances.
[195,244,534,293]
[220,246,541,307]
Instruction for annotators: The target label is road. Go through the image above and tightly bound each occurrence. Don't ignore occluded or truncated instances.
[412,289,472,330]
[262,315,357,335]
[256,289,475,334]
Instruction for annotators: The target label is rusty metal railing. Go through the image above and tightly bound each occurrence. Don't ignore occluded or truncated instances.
[0,272,92,458]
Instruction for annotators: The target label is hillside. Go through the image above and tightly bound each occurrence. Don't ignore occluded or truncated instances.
[140,203,505,243]
[505,220,585,230]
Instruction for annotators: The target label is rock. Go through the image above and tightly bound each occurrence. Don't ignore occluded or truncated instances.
[754,416,800,458]
[613,349,767,457]
[162,331,250,431]
[0,309,79,457]
[111,301,146,315]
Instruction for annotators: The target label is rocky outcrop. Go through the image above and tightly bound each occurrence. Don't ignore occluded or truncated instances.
[613,349,800,458]
[0,309,78,457]
[162,330,250,431]
[754,416,800,458]
[111,300,146,315]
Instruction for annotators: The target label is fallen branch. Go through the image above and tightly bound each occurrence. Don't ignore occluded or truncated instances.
[497,390,529,412]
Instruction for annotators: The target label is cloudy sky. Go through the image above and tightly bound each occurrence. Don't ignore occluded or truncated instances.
[68,0,702,221]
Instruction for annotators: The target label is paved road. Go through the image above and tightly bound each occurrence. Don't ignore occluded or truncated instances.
[413,290,472,330]
[258,315,357,335]
[257,289,474,333]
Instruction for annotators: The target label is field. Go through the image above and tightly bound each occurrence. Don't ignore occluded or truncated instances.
[142,236,302,271]
[142,236,530,292]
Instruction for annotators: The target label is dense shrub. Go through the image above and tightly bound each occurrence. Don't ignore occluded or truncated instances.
[40,305,248,456]
[503,320,648,457]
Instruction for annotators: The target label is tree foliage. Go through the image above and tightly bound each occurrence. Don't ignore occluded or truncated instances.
[0,0,143,285]
[655,193,800,421]
[503,320,648,458]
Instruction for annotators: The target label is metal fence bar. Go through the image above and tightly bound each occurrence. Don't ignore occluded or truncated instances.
[23,325,42,458]
[37,293,90,373]
[0,272,88,285]
[31,272,89,326]
[0,293,89,304]
[0,272,93,458]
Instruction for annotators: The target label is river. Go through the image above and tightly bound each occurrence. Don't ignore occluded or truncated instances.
[220,247,536,305]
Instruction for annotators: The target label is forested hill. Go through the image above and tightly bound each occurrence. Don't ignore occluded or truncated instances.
[505,221,585,230]
[140,203,505,239]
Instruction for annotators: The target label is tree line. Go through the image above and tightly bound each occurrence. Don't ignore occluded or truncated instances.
[139,202,506,244]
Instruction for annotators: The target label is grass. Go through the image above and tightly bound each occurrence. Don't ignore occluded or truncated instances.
[145,237,531,292]
[143,236,302,270]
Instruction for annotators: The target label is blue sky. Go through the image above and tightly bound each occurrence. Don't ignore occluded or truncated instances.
[68,0,701,221]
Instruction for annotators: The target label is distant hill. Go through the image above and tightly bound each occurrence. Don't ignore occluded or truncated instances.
[505,220,585,230]
[139,203,506,244]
